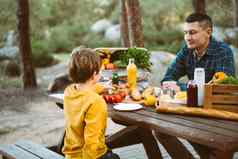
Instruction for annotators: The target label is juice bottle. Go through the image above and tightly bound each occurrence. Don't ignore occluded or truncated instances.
[187,80,198,107]
[127,58,137,91]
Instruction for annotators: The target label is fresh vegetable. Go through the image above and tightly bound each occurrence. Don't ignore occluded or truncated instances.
[143,94,157,106]
[113,47,151,70]
[103,93,125,104]
[104,63,116,70]
[217,76,238,85]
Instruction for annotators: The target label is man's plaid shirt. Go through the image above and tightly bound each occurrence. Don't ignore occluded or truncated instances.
[162,37,236,90]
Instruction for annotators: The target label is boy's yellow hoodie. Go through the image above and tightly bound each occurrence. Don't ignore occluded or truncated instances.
[62,84,108,159]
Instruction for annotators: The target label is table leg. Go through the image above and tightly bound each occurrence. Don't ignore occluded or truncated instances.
[155,131,194,159]
[106,126,162,159]
[139,128,162,159]
[106,126,141,149]
[189,142,210,159]
[190,142,234,159]
[208,150,233,159]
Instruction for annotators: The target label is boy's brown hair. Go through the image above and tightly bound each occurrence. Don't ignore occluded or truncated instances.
[69,47,101,83]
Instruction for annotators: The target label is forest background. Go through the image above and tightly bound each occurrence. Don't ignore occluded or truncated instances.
[0,0,237,88]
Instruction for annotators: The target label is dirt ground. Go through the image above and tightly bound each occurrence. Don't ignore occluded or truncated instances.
[0,62,67,146]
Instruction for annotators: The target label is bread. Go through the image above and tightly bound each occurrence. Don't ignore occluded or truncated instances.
[156,106,238,121]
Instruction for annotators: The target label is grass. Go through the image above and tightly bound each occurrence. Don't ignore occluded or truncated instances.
[0,77,22,89]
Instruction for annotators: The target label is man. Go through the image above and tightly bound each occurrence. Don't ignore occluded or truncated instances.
[161,13,235,91]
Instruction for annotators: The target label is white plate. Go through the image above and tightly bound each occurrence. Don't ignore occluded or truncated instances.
[49,93,64,100]
[113,103,143,111]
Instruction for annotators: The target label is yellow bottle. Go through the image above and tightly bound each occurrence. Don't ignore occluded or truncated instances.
[127,58,137,91]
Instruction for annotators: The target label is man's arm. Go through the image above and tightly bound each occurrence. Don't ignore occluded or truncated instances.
[215,45,236,77]
[161,47,187,90]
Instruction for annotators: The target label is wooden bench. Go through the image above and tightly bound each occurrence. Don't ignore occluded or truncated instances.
[0,140,64,159]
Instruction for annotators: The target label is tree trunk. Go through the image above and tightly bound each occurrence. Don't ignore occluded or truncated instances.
[233,0,238,27]
[17,0,37,89]
[127,0,144,47]
[192,0,206,14]
[120,0,130,47]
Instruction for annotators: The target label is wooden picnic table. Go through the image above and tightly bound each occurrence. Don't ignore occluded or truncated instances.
[49,93,238,159]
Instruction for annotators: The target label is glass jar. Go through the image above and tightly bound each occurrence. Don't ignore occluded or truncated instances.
[187,80,198,107]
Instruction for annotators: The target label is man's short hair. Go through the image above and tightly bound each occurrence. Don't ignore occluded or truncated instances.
[185,13,213,30]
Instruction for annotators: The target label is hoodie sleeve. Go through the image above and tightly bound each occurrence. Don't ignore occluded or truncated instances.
[83,96,108,159]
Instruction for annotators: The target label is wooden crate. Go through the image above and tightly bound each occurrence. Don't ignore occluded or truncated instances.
[204,84,238,113]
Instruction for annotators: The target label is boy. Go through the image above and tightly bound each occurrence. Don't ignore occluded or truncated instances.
[62,47,119,159]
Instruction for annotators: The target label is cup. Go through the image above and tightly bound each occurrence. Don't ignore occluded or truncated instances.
[162,81,178,99]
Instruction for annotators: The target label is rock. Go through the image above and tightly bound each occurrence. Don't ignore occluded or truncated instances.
[0,47,19,60]
[47,74,72,93]
[224,27,238,39]
[0,60,21,77]
[4,30,17,47]
[104,24,120,43]
[213,26,226,42]
[0,30,19,60]
[149,51,175,86]
[91,19,112,33]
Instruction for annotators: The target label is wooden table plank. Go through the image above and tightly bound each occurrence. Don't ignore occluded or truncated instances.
[138,109,238,138]
[146,107,238,132]
[111,110,238,152]
[174,115,238,132]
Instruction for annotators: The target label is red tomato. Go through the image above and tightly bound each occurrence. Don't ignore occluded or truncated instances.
[108,95,113,103]
[105,63,115,70]
[111,95,117,103]
[119,92,126,99]
[114,94,122,103]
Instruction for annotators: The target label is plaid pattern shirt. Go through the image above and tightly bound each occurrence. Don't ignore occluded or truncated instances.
[162,37,236,90]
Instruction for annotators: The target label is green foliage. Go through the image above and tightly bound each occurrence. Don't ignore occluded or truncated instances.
[0,70,22,88]
[0,0,16,40]
[113,48,151,70]
[81,32,120,48]
[217,76,238,85]
[31,40,57,67]
[206,0,234,27]
[143,24,184,53]
[47,25,74,53]
[0,0,237,60]
[0,64,21,88]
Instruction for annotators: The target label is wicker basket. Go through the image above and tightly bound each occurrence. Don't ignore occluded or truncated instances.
[204,84,238,113]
